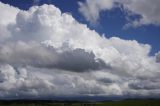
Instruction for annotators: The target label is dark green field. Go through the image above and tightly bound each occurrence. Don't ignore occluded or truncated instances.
[0,99,160,106]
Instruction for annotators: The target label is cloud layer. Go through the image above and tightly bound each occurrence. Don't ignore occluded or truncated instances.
[79,0,160,27]
[0,2,160,100]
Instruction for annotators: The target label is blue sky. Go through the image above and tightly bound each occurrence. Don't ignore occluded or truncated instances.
[0,0,160,55]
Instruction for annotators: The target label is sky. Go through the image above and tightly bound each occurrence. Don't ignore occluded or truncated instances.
[1,0,160,55]
[0,0,160,100]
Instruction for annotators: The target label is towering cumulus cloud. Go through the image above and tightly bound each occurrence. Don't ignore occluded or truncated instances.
[0,2,160,100]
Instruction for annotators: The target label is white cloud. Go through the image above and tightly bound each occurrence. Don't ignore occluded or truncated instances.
[78,0,160,27]
[0,2,160,100]
[78,0,115,24]
[121,0,160,28]
[0,2,19,41]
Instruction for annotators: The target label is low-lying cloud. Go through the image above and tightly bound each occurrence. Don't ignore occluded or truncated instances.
[0,41,107,72]
[0,2,160,100]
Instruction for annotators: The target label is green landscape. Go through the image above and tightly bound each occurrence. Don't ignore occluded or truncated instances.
[0,99,160,106]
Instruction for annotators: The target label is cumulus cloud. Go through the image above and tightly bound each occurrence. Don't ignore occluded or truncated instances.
[0,2,160,100]
[0,41,106,71]
[78,0,160,27]
[0,2,19,41]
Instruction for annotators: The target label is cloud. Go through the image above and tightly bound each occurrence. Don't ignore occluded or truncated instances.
[0,2,160,100]
[78,0,160,27]
[0,41,107,71]
[78,0,115,24]
[121,0,160,28]
[33,0,40,5]
[0,2,19,41]
[156,51,160,62]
